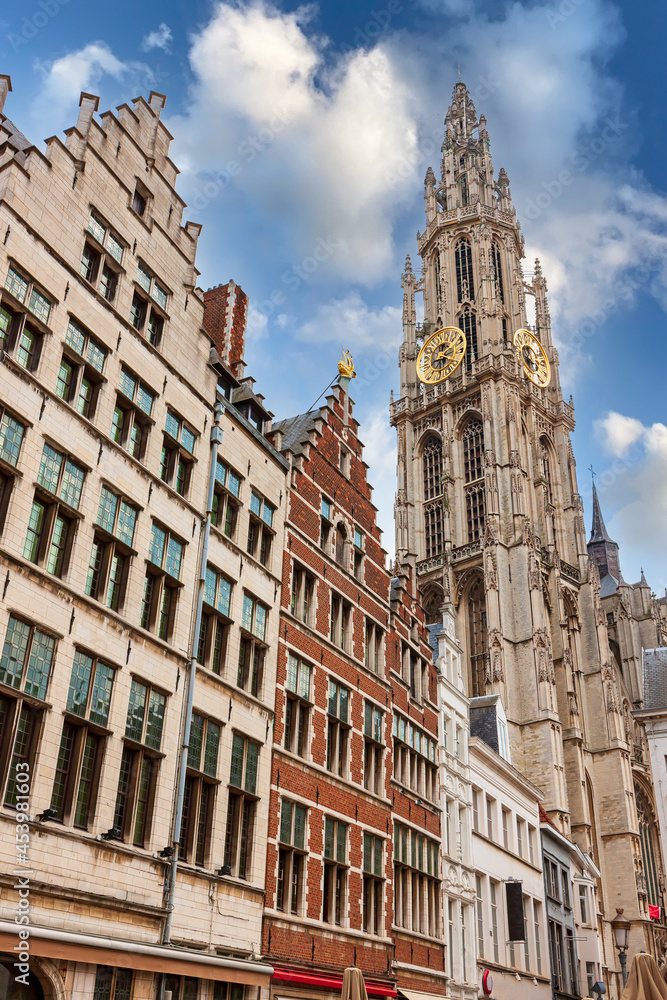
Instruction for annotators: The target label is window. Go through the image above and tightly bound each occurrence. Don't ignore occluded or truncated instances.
[247,490,275,568]
[363,833,384,935]
[459,307,478,370]
[586,962,596,995]
[239,594,268,696]
[132,183,150,219]
[334,523,348,569]
[353,527,364,581]
[393,822,439,936]
[86,486,138,611]
[365,619,383,674]
[284,654,312,758]
[424,501,443,559]
[464,423,485,543]
[180,713,221,866]
[141,523,184,641]
[490,881,500,962]
[113,678,166,846]
[93,967,133,1000]
[540,440,554,505]
[197,566,232,676]
[212,458,241,539]
[111,368,155,461]
[50,650,114,828]
[23,444,85,579]
[80,211,124,304]
[57,319,107,419]
[131,263,168,345]
[320,496,333,550]
[561,868,571,907]
[0,406,26,531]
[468,578,487,698]
[364,702,384,795]
[476,875,484,959]
[448,899,455,978]
[277,800,307,914]
[3,264,53,332]
[545,857,560,900]
[566,927,578,994]
[339,445,350,477]
[402,644,428,704]
[326,679,350,777]
[492,242,505,304]
[486,796,495,840]
[330,592,352,652]
[528,824,536,865]
[392,712,438,803]
[533,900,542,974]
[213,986,244,1000]
[579,883,589,924]
[472,789,479,832]
[224,733,259,879]
[502,808,510,849]
[0,616,55,807]
[455,238,474,302]
[636,787,661,906]
[323,817,348,925]
[516,817,524,858]
[161,411,197,497]
[291,563,315,625]
[423,436,443,500]
[549,920,565,992]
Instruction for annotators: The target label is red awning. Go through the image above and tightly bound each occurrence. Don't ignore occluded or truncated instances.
[272,968,397,997]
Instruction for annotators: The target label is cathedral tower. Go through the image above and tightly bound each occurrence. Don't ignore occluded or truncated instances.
[391,80,665,976]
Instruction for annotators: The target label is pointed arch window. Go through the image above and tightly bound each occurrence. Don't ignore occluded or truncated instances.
[540,439,554,505]
[458,308,478,370]
[465,483,485,543]
[492,243,505,305]
[434,252,441,310]
[455,239,474,302]
[460,175,469,207]
[423,435,443,500]
[636,787,661,906]
[463,420,484,484]
[468,577,487,698]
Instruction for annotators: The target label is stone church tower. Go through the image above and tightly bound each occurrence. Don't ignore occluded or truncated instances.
[391,80,666,976]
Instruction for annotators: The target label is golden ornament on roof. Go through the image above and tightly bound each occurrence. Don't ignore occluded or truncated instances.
[338,349,356,379]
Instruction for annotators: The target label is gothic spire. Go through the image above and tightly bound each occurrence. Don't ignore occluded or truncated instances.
[588,483,622,584]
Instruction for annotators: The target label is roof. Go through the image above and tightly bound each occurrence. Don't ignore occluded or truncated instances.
[232,381,273,419]
[589,482,616,544]
[272,411,320,458]
[0,115,31,164]
[425,622,442,663]
[642,647,667,711]
[600,573,620,597]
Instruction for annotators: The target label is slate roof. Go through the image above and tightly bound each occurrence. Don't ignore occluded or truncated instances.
[272,411,320,457]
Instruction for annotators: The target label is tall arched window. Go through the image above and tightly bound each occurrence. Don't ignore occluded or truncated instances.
[468,577,488,697]
[463,420,484,483]
[458,308,478,370]
[463,419,485,543]
[434,252,441,309]
[455,238,475,302]
[423,435,443,500]
[335,524,347,567]
[460,174,469,207]
[636,787,661,906]
[492,242,505,304]
[540,439,554,505]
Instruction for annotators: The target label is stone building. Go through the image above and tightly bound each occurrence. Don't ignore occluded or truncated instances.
[0,80,285,998]
[390,78,666,995]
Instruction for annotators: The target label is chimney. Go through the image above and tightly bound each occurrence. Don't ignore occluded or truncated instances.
[0,76,12,116]
[203,281,248,378]
[67,91,99,162]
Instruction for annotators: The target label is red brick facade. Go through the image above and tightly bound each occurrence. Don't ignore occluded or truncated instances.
[203,280,248,377]
[264,383,446,1000]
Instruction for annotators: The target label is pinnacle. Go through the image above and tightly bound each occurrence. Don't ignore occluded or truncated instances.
[589,482,615,544]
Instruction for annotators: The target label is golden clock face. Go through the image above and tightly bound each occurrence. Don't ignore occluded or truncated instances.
[513,328,551,387]
[417,327,467,384]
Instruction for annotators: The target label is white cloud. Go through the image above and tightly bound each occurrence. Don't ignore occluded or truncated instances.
[30,42,152,141]
[297,292,401,349]
[595,411,645,458]
[169,1,420,284]
[141,23,173,53]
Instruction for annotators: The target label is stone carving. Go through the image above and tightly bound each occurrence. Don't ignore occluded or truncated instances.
[485,549,498,591]
[489,630,504,681]
[529,552,541,590]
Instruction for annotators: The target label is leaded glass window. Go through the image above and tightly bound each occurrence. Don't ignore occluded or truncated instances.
[422,435,442,500]
[468,577,488,698]
[455,238,474,302]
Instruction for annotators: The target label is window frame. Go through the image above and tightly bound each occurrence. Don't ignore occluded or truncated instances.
[80,210,125,305]
[362,832,384,935]
[0,405,27,534]
[224,731,260,880]
[140,522,185,641]
[246,489,275,568]
[131,260,169,345]
[2,263,53,373]
[326,678,351,778]
[212,458,242,540]
[284,653,313,758]
[179,712,222,867]
[86,485,139,612]
[23,443,86,579]
[197,565,233,677]
[56,318,108,420]
[160,410,198,498]
[111,367,156,463]
[277,799,307,915]
[323,816,348,926]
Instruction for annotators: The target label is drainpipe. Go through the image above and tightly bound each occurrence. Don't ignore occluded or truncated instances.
[162,400,224,946]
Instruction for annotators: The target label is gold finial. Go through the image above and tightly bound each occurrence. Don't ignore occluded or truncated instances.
[338,349,356,379]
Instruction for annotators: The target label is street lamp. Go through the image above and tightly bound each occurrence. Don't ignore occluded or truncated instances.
[611,908,631,987]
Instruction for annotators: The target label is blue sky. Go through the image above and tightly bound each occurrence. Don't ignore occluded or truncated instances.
[2,0,666,593]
